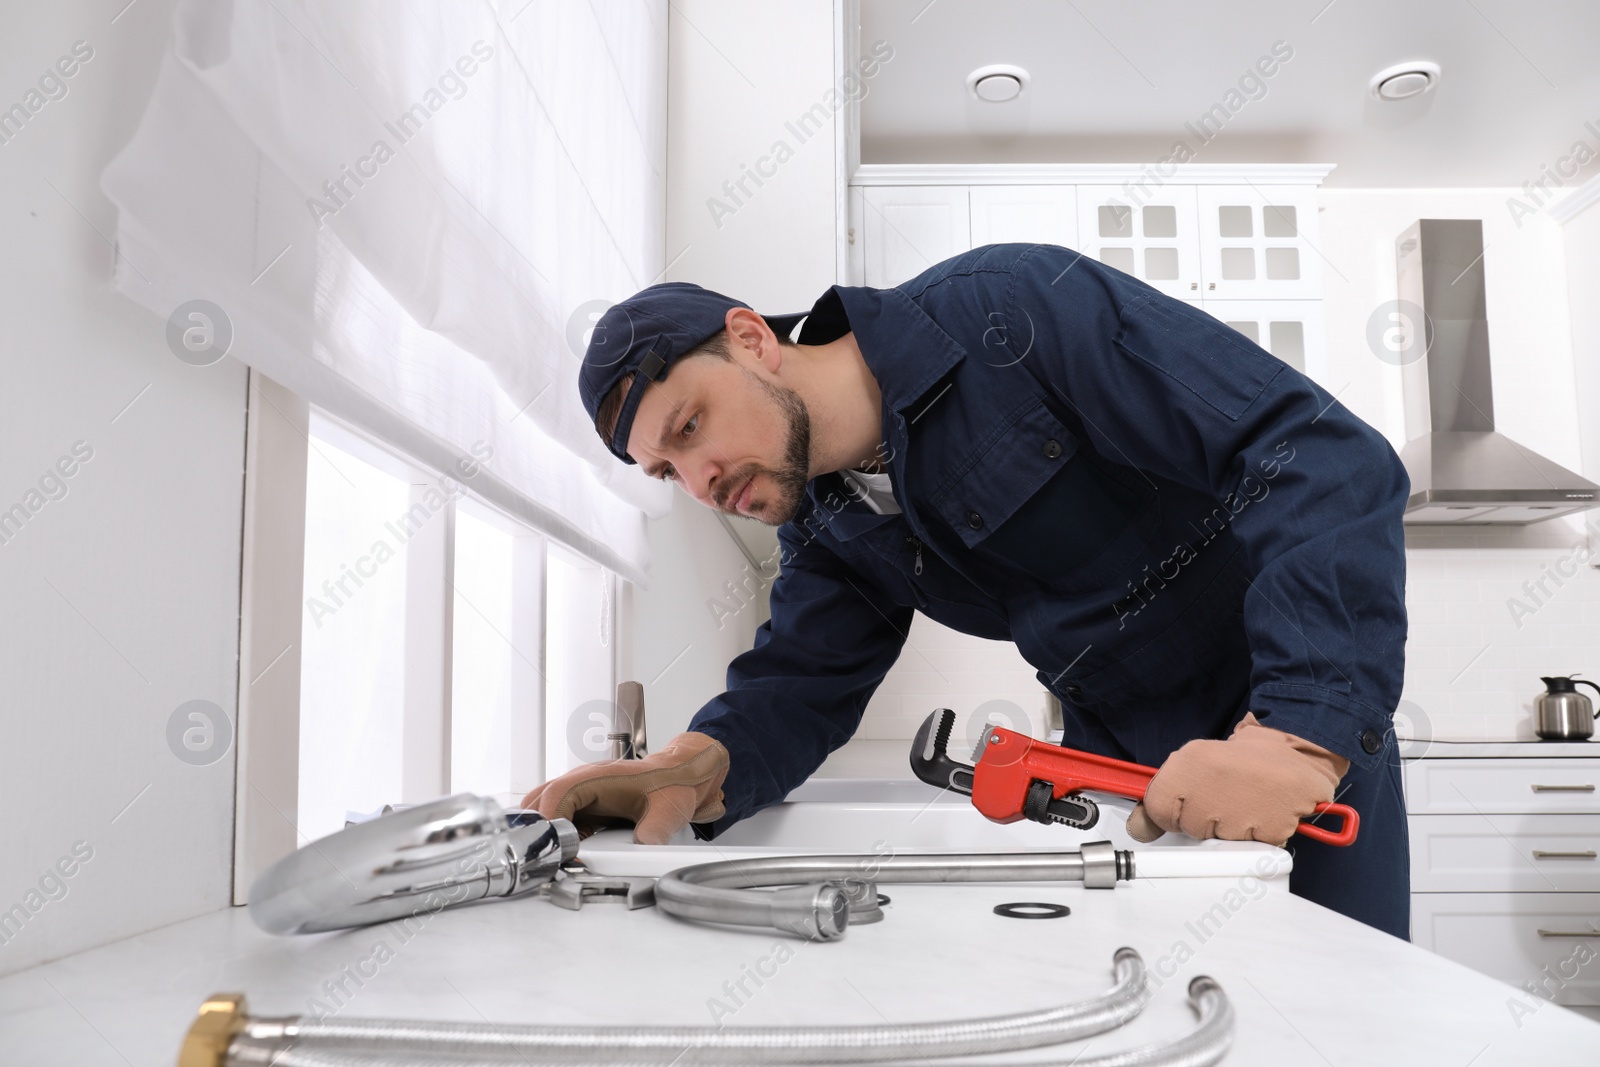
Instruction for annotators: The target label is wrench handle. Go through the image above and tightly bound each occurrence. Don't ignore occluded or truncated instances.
[1296,802,1359,846]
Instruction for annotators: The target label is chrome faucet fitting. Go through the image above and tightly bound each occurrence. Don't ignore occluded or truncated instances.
[248,794,579,935]
[607,679,647,759]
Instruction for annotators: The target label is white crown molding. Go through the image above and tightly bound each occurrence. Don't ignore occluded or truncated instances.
[1549,172,1600,225]
[851,162,1337,186]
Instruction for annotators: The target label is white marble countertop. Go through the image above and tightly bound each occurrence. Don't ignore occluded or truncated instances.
[1399,737,1600,758]
[1,868,1594,1065]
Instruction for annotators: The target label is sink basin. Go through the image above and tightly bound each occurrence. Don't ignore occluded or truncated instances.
[577,779,1289,880]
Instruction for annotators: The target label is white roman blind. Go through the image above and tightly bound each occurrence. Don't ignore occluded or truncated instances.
[102,0,671,582]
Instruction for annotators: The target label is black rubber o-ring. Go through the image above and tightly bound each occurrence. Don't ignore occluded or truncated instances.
[876,894,891,906]
[993,901,1071,920]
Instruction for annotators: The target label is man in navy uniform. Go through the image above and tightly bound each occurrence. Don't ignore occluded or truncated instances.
[523,242,1410,938]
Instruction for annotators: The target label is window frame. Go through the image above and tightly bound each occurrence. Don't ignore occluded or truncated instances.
[233,395,619,901]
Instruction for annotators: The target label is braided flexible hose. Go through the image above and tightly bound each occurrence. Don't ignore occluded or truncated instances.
[222,948,1148,1065]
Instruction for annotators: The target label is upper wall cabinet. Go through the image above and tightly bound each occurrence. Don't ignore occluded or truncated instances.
[1074,185,1202,301]
[861,186,971,289]
[969,185,1079,250]
[1198,298,1327,382]
[1195,185,1323,300]
[850,164,1334,298]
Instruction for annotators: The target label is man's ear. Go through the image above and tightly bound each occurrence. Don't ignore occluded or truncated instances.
[726,307,783,371]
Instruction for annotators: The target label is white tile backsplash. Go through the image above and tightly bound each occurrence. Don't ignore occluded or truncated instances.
[816,615,1050,775]
[1402,520,1600,741]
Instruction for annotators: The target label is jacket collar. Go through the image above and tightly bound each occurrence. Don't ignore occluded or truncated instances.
[790,285,967,416]
[777,283,965,542]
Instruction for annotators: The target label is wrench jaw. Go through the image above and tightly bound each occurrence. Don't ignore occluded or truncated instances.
[909,708,976,796]
[913,711,1098,830]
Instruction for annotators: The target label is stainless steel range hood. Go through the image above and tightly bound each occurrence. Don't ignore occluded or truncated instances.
[1395,219,1599,524]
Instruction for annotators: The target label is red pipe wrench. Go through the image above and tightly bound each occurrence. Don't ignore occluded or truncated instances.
[910,708,1359,847]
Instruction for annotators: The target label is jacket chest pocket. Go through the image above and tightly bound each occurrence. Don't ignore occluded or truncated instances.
[929,396,1160,589]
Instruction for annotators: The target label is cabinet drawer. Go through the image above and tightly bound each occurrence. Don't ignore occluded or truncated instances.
[1405,759,1600,815]
[1412,892,1600,1006]
[1411,814,1600,892]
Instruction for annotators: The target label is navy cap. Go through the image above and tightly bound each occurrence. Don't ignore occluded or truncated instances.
[578,281,810,464]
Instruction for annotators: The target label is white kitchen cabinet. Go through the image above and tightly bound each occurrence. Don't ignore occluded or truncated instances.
[1410,813,1600,893]
[1074,185,1203,302]
[1198,298,1327,384]
[1404,746,1600,1008]
[852,167,1332,311]
[861,185,970,288]
[1412,893,1600,1006]
[1404,757,1600,816]
[1195,185,1323,300]
[969,185,1078,250]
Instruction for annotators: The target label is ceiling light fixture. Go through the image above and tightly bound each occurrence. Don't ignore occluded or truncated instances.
[1369,60,1441,101]
[966,64,1029,103]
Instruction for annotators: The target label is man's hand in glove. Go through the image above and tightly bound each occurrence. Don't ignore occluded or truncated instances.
[1124,712,1350,846]
[520,731,729,845]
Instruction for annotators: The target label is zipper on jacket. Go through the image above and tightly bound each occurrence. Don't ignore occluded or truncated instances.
[906,534,924,576]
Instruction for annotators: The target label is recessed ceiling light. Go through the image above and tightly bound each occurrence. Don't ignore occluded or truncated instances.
[966,64,1029,103]
[1369,60,1440,101]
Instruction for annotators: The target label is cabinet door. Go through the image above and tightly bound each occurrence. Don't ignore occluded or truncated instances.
[1198,299,1327,385]
[1412,892,1600,1006]
[1196,185,1322,300]
[969,186,1079,251]
[861,186,970,288]
[1074,186,1201,301]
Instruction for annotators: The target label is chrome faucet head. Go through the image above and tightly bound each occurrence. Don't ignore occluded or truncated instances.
[248,793,578,935]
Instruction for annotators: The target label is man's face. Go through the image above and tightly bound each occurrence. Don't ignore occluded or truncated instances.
[625,354,812,526]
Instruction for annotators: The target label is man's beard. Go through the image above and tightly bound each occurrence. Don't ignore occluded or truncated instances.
[719,369,811,527]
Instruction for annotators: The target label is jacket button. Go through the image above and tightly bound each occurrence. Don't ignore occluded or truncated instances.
[1043,439,1063,459]
[1064,684,1084,700]
[1360,728,1383,755]
[966,511,984,529]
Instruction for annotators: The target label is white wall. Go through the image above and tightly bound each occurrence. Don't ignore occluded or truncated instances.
[0,0,246,974]
[631,0,841,741]
[1563,189,1600,517]
[663,0,840,311]
[819,615,1053,778]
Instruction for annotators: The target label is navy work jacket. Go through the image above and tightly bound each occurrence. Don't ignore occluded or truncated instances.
[688,242,1409,837]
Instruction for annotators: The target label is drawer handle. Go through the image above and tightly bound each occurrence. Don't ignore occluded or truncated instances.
[1531,784,1596,792]
[1537,927,1600,938]
[1532,850,1598,859]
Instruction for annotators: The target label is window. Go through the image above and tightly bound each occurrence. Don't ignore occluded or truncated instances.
[298,416,412,842]
[297,412,614,839]
[451,497,547,804]
[544,543,618,776]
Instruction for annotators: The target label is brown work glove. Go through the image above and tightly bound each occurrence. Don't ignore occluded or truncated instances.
[520,731,729,845]
[1125,713,1349,846]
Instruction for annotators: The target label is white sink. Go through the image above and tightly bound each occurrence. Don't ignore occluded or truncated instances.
[577,778,1289,880]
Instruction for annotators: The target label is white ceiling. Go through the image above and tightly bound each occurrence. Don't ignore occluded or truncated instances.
[858,0,1600,187]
